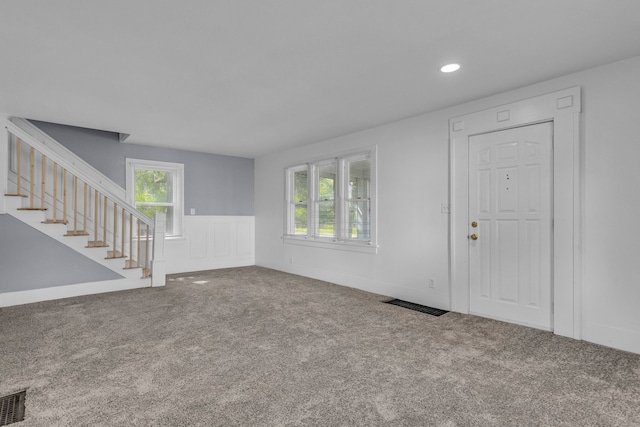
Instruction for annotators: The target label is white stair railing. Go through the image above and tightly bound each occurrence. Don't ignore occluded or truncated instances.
[3,117,165,284]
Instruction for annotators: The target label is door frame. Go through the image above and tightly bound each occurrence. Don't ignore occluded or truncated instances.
[449,87,582,339]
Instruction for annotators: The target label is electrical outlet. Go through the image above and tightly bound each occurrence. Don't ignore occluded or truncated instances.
[429,279,435,289]
[190,208,196,215]
[290,257,294,264]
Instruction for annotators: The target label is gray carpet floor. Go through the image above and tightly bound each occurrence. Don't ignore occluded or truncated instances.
[1,266,639,426]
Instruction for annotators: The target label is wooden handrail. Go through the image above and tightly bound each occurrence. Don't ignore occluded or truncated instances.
[5,119,163,283]
[6,118,152,227]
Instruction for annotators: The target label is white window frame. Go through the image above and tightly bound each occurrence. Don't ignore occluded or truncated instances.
[284,147,377,253]
[126,158,184,237]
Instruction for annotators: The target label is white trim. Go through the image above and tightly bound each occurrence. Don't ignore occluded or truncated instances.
[125,158,184,237]
[4,118,152,226]
[284,146,377,249]
[283,235,378,254]
[0,278,151,308]
[583,322,640,355]
[449,87,582,339]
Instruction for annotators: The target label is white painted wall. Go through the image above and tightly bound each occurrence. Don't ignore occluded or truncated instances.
[256,113,452,309]
[255,55,640,354]
[165,215,255,274]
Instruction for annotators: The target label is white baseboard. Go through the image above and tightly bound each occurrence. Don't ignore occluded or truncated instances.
[0,277,151,308]
[257,261,451,310]
[582,321,640,355]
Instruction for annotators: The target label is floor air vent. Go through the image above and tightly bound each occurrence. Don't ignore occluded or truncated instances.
[385,299,449,317]
[0,390,25,426]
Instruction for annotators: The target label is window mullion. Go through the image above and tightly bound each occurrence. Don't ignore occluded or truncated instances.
[336,158,345,241]
[284,148,375,249]
[309,163,317,238]
[287,169,294,235]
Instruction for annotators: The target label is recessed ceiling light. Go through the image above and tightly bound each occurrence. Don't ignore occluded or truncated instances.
[440,63,461,73]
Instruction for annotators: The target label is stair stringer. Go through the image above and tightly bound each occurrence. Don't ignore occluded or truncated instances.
[2,195,151,307]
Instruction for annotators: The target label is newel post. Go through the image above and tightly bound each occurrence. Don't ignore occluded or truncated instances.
[151,212,166,286]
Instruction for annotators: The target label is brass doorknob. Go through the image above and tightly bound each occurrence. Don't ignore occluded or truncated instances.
[470,234,478,241]
[471,221,478,228]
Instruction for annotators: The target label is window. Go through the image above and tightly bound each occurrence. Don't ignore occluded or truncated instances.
[344,154,371,241]
[126,158,184,236]
[285,148,376,251]
[291,165,308,235]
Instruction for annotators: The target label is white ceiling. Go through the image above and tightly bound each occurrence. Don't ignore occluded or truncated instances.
[1,1,640,158]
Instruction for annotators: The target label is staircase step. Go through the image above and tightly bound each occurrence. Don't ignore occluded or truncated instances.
[42,219,68,224]
[6,200,147,283]
[86,241,109,248]
[124,260,141,269]
[64,230,90,236]
[106,250,126,259]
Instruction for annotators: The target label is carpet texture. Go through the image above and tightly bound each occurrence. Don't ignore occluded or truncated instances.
[1,266,639,426]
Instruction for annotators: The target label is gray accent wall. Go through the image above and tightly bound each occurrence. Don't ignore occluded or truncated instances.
[0,214,123,292]
[30,120,255,216]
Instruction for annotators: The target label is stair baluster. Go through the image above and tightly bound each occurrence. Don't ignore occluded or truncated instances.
[17,147,45,211]
[121,207,125,258]
[43,162,67,224]
[103,195,107,246]
[87,189,108,247]
[40,154,46,210]
[106,201,125,259]
[124,213,139,269]
[62,169,68,222]
[4,121,161,285]
[5,137,27,197]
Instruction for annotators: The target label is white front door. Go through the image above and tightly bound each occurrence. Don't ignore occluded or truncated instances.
[468,122,553,329]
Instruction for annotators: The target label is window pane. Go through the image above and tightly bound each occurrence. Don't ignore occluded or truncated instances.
[347,159,370,200]
[295,204,307,234]
[135,169,173,203]
[318,201,335,237]
[347,158,371,240]
[318,163,336,201]
[294,170,308,203]
[347,200,370,240]
[136,205,174,235]
[317,162,336,237]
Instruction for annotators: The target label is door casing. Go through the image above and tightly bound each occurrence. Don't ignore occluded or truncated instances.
[449,87,582,339]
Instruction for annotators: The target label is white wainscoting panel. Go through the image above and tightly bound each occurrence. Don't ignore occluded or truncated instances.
[165,216,255,274]
[213,223,231,257]
[236,221,253,256]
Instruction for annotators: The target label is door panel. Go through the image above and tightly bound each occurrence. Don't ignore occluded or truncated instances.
[469,122,552,329]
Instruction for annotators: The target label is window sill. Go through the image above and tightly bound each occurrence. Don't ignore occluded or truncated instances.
[282,236,378,254]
